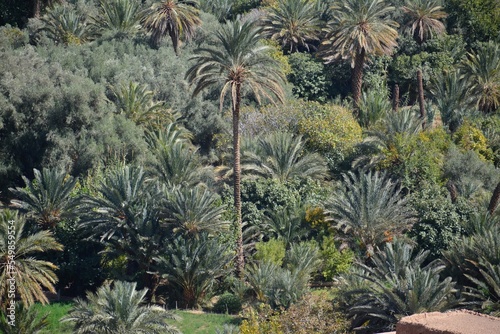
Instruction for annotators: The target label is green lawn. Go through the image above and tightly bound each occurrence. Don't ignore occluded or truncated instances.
[34,302,240,334]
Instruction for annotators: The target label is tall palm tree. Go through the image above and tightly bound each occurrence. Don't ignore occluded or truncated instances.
[402,0,447,126]
[320,0,398,108]
[261,0,322,53]
[9,168,78,230]
[142,0,202,53]
[63,281,180,334]
[243,132,328,183]
[0,210,63,307]
[325,170,415,256]
[186,19,286,277]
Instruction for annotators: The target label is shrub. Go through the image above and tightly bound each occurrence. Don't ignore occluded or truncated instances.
[213,293,243,314]
[254,239,286,266]
[454,121,494,161]
[319,235,354,281]
[296,101,362,170]
[287,52,330,102]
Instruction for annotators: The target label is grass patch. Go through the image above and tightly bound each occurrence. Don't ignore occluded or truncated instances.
[170,310,241,334]
[32,301,73,334]
[33,302,241,334]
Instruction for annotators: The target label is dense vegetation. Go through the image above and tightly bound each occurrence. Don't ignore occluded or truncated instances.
[1,0,500,333]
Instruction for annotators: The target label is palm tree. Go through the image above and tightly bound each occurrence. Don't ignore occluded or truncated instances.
[162,186,228,237]
[92,0,144,38]
[63,281,180,334]
[263,204,309,249]
[111,81,173,128]
[320,0,398,107]
[429,69,473,131]
[9,168,78,230]
[463,41,500,113]
[146,124,213,187]
[261,0,322,53]
[243,132,328,183]
[186,19,285,277]
[0,209,63,307]
[155,233,233,308]
[350,240,457,332]
[41,5,95,45]
[325,170,415,256]
[464,261,500,316]
[32,0,61,18]
[402,0,447,125]
[0,303,48,334]
[80,166,168,299]
[142,0,202,53]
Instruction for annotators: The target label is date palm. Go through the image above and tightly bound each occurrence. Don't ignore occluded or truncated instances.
[0,210,62,307]
[402,0,447,125]
[186,19,285,277]
[162,186,228,237]
[9,168,78,230]
[142,0,202,53]
[325,170,415,256]
[320,0,398,107]
[41,5,95,45]
[243,132,328,183]
[155,233,233,308]
[463,41,500,113]
[92,0,145,38]
[350,240,457,332]
[261,0,322,53]
[0,303,48,334]
[63,281,180,334]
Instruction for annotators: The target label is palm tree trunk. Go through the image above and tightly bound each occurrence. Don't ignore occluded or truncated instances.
[33,0,41,18]
[352,48,365,113]
[393,83,399,113]
[417,68,426,127]
[488,181,500,215]
[233,83,244,279]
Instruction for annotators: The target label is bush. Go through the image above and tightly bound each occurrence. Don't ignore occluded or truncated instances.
[287,53,330,102]
[254,239,286,266]
[296,101,362,171]
[213,293,243,314]
[454,121,494,161]
[319,235,354,281]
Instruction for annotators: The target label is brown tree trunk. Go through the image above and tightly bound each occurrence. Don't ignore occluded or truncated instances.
[33,0,40,18]
[233,83,244,279]
[393,83,399,113]
[417,68,426,127]
[488,181,500,215]
[352,48,366,113]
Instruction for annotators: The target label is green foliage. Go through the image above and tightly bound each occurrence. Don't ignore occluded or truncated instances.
[326,170,415,256]
[41,4,95,45]
[0,303,49,334]
[254,239,286,266]
[63,281,181,334]
[409,182,474,259]
[320,235,354,281]
[464,261,500,316]
[92,0,145,39]
[358,88,392,128]
[380,127,451,190]
[9,168,78,229]
[287,52,330,102]
[0,25,28,48]
[296,101,362,170]
[446,0,500,43]
[454,121,494,161]
[213,293,243,314]
[348,240,457,333]
[239,304,282,334]
[156,233,233,308]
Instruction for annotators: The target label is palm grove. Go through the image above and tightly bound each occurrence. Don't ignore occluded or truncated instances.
[1,0,500,333]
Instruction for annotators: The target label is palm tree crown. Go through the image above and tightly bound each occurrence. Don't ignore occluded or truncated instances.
[63,281,180,334]
[142,0,202,53]
[261,0,322,53]
[186,18,285,277]
[402,0,447,45]
[320,0,398,106]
